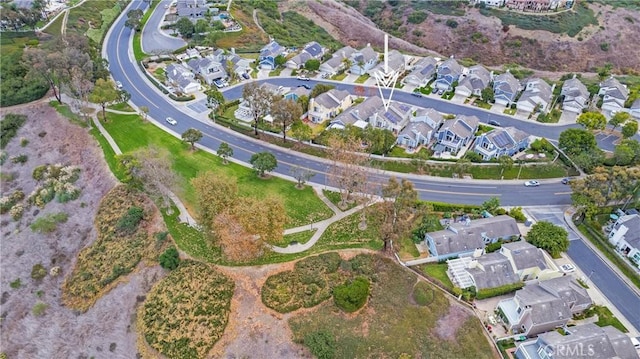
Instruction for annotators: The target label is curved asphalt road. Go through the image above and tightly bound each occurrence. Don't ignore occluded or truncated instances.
[141,0,186,54]
[107,1,573,206]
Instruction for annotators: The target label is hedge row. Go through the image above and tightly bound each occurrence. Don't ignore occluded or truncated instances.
[476,282,524,300]
[421,201,482,213]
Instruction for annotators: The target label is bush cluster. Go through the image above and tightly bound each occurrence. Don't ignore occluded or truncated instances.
[28,164,82,208]
[0,113,27,148]
[333,277,370,312]
[304,331,336,359]
[31,264,47,280]
[30,212,69,234]
[158,247,180,270]
[115,206,144,236]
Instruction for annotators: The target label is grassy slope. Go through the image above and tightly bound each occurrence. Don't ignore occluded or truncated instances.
[100,112,333,228]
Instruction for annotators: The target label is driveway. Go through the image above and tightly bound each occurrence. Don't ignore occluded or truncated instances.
[595,131,620,152]
[344,73,359,83]
[142,0,187,54]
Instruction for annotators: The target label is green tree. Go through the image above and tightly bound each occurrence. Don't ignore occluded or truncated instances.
[609,112,630,132]
[206,86,225,112]
[195,19,209,34]
[615,139,640,165]
[573,149,604,173]
[481,87,494,103]
[89,78,120,120]
[250,152,277,177]
[304,59,321,72]
[296,94,309,112]
[364,127,395,155]
[290,119,312,143]
[124,9,144,31]
[176,17,195,38]
[181,128,203,150]
[498,155,514,177]
[158,247,180,270]
[558,128,598,157]
[613,142,636,166]
[526,221,569,258]
[217,142,233,164]
[577,111,606,131]
[571,166,640,219]
[482,197,500,214]
[621,120,638,139]
[310,84,335,98]
[333,277,370,312]
[274,54,286,67]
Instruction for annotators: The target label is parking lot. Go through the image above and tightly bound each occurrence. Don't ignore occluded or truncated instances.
[595,132,619,152]
[524,206,580,242]
[186,99,209,114]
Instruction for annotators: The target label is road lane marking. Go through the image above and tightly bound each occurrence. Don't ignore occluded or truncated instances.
[554,192,572,195]
[416,188,501,196]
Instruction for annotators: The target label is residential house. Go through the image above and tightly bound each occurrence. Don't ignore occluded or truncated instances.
[516,78,554,113]
[474,126,530,160]
[259,40,286,70]
[500,241,561,282]
[455,65,492,98]
[493,71,521,106]
[433,115,479,154]
[474,0,506,6]
[319,46,356,76]
[396,108,443,149]
[286,41,325,69]
[434,58,463,92]
[225,52,253,79]
[561,76,590,113]
[505,0,567,12]
[631,99,640,119]
[284,86,310,103]
[402,57,438,87]
[514,323,639,359]
[176,0,208,21]
[599,77,629,113]
[608,214,640,268]
[349,45,378,75]
[368,49,405,75]
[165,63,201,94]
[461,252,521,290]
[369,101,414,133]
[424,215,520,261]
[447,241,560,290]
[187,57,227,85]
[497,276,593,336]
[329,96,383,130]
[308,89,352,123]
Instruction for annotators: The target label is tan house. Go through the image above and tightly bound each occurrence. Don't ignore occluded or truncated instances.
[308,89,352,124]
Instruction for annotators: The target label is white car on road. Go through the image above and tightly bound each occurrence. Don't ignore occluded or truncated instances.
[524,180,540,187]
[296,75,310,81]
[115,81,123,89]
[166,117,177,125]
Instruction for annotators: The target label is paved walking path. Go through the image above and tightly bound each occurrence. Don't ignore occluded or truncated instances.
[273,198,381,254]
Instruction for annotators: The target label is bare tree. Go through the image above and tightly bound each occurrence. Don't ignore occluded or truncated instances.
[290,165,315,189]
[130,146,181,211]
[242,82,274,136]
[271,97,302,142]
[140,106,150,121]
[327,134,371,209]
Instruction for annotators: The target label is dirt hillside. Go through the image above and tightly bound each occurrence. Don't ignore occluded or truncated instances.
[301,0,640,74]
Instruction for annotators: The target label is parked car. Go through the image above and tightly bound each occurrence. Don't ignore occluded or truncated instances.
[115,81,123,89]
[561,177,574,185]
[438,89,444,95]
[560,264,575,273]
[411,91,423,97]
[524,180,540,187]
[431,87,438,94]
[165,117,177,125]
[296,75,310,81]
[488,120,501,127]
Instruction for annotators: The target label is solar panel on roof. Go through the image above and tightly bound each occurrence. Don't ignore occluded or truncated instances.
[385,112,399,124]
[492,132,513,149]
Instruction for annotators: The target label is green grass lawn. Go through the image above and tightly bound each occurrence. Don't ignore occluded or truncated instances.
[575,305,628,333]
[43,13,64,37]
[85,2,122,44]
[317,207,383,248]
[417,263,455,291]
[331,72,348,81]
[288,254,495,359]
[107,102,135,112]
[66,0,118,39]
[322,190,358,210]
[100,112,333,229]
[504,108,517,115]
[277,229,317,247]
[355,74,370,84]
